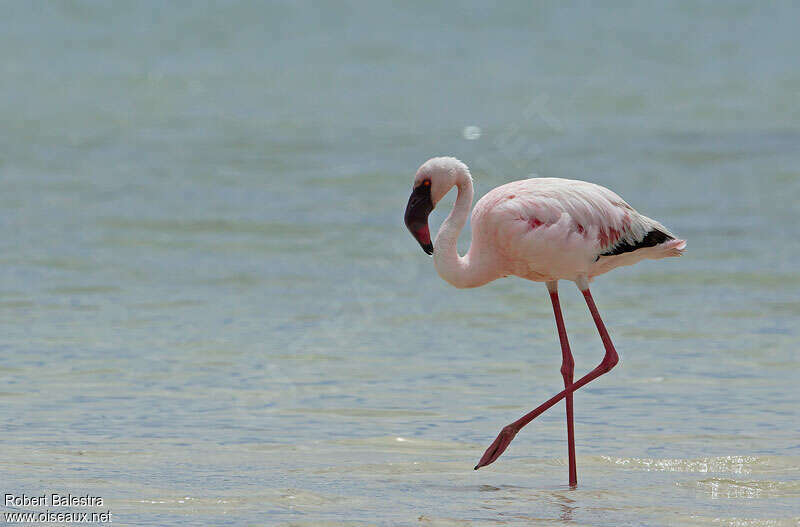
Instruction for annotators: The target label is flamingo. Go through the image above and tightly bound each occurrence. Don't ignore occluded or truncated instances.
[404,157,686,487]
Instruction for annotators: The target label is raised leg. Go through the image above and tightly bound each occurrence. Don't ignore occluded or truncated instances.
[546,281,577,487]
[475,281,619,470]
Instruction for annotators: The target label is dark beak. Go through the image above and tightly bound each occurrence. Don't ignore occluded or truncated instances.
[404,183,434,255]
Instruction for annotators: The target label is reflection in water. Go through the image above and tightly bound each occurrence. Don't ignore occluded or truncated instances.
[555,492,576,522]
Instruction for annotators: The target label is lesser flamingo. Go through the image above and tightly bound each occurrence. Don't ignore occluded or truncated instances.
[404,157,685,486]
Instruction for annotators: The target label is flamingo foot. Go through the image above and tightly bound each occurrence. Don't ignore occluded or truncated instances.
[474,425,519,470]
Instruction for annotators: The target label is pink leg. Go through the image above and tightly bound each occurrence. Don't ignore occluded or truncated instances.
[475,284,619,471]
[547,282,577,487]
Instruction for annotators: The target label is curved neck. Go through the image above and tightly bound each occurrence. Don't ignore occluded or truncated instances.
[433,172,493,289]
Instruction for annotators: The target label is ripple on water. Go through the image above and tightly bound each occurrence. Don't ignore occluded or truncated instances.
[677,478,800,499]
[273,522,375,527]
[678,516,800,527]
[131,489,368,518]
[268,488,366,512]
[331,436,475,453]
[286,408,439,418]
[598,455,799,475]
[315,460,465,476]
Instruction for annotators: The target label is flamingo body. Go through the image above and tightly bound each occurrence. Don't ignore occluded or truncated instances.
[470,177,686,284]
[404,157,687,486]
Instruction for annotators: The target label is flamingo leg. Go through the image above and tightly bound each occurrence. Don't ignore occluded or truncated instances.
[546,281,577,487]
[475,284,619,471]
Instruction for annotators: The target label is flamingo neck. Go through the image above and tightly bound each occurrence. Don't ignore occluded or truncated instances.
[433,171,492,289]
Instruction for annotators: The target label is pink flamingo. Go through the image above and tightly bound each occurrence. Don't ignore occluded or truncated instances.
[404,157,685,486]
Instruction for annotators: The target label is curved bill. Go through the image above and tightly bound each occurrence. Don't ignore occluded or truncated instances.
[404,183,434,255]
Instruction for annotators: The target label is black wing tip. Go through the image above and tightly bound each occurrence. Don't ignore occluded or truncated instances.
[601,229,673,257]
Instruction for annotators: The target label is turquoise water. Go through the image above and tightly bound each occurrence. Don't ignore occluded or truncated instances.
[2,2,799,526]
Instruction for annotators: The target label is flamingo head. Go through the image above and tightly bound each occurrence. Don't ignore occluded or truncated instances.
[405,157,468,255]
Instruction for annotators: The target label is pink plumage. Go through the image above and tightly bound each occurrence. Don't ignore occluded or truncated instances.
[476,176,685,281]
[404,156,686,486]
[407,157,685,288]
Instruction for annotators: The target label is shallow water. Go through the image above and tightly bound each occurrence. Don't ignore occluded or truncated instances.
[2,2,799,526]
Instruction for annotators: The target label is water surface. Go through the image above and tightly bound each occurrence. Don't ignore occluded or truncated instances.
[1,2,799,526]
